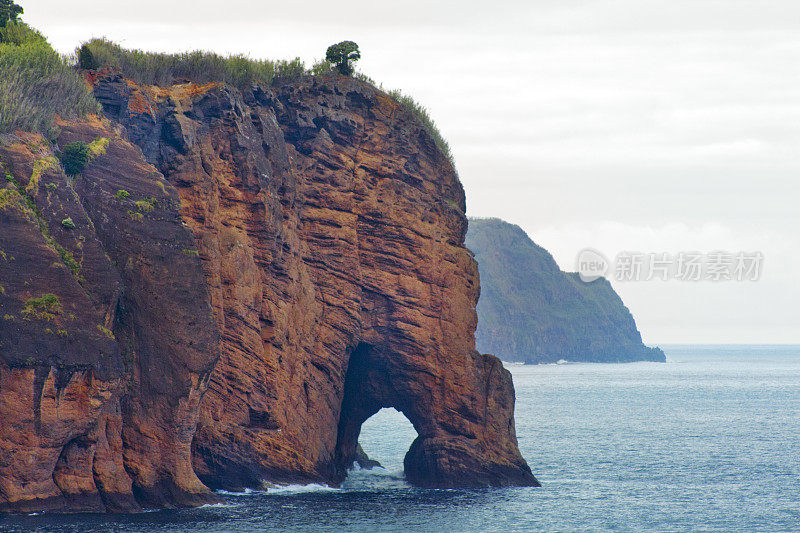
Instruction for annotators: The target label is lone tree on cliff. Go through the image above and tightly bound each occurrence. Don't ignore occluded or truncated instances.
[325,41,361,76]
[0,0,23,28]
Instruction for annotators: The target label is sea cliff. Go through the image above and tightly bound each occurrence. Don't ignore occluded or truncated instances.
[0,69,536,513]
[466,218,665,364]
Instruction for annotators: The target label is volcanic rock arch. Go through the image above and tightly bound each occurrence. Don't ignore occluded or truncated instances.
[0,69,537,513]
[86,71,538,491]
[332,342,421,482]
[92,71,538,491]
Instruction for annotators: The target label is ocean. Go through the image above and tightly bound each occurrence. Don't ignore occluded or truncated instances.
[2,345,798,532]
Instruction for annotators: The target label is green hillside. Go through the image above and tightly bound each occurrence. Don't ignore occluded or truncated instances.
[466,218,665,363]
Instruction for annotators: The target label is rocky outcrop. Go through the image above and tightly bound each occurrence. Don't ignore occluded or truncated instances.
[0,71,536,513]
[0,120,218,512]
[352,444,382,470]
[466,218,665,364]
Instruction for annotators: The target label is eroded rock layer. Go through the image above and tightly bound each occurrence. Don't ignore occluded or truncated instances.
[0,71,536,513]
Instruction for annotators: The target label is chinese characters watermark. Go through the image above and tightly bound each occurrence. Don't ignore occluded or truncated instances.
[577,249,763,283]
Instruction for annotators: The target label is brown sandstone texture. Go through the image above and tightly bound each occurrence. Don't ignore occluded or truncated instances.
[0,71,536,513]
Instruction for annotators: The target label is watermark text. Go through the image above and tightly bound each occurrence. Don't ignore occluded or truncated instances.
[577,249,763,283]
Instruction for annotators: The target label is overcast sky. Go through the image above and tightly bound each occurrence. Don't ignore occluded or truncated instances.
[24,0,800,344]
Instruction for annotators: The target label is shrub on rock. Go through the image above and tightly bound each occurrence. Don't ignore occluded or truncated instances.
[78,43,98,70]
[59,141,90,176]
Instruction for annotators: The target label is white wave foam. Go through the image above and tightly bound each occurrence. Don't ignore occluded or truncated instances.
[342,467,410,491]
[198,502,234,508]
[265,483,338,495]
[213,468,410,497]
[216,487,261,496]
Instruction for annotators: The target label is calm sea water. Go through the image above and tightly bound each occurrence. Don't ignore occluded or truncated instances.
[2,345,799,532]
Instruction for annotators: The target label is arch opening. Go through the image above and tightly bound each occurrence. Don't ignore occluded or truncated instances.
[332,342,422,483]
[356,408,417,472]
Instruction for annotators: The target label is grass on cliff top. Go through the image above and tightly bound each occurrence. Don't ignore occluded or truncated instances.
[82,40,456,169]
[1,23,455,172]
[83,38,306,91]
[311,67,455,168]
[387,89,454,168]
[0,21,99,138]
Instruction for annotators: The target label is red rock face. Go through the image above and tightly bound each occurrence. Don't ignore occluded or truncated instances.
[0,71,536,513]
[0,120,218,511]
[0,133,128,513]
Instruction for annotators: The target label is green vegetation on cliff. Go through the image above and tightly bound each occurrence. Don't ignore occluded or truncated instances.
[388,89,454,167]
[21,293,61,321]
[0,17,455,181]
[0,0,23,28]
[466,218,665,364]
[325,40,360,76]
[58,141,90,176]
[82,38,306,91]
[0,21,98,137]
[82,39,455,167]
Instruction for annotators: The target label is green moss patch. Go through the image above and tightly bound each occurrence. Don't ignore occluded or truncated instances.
[21,293,62,321]
[134,197,156,213]
[96,324,115,340]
